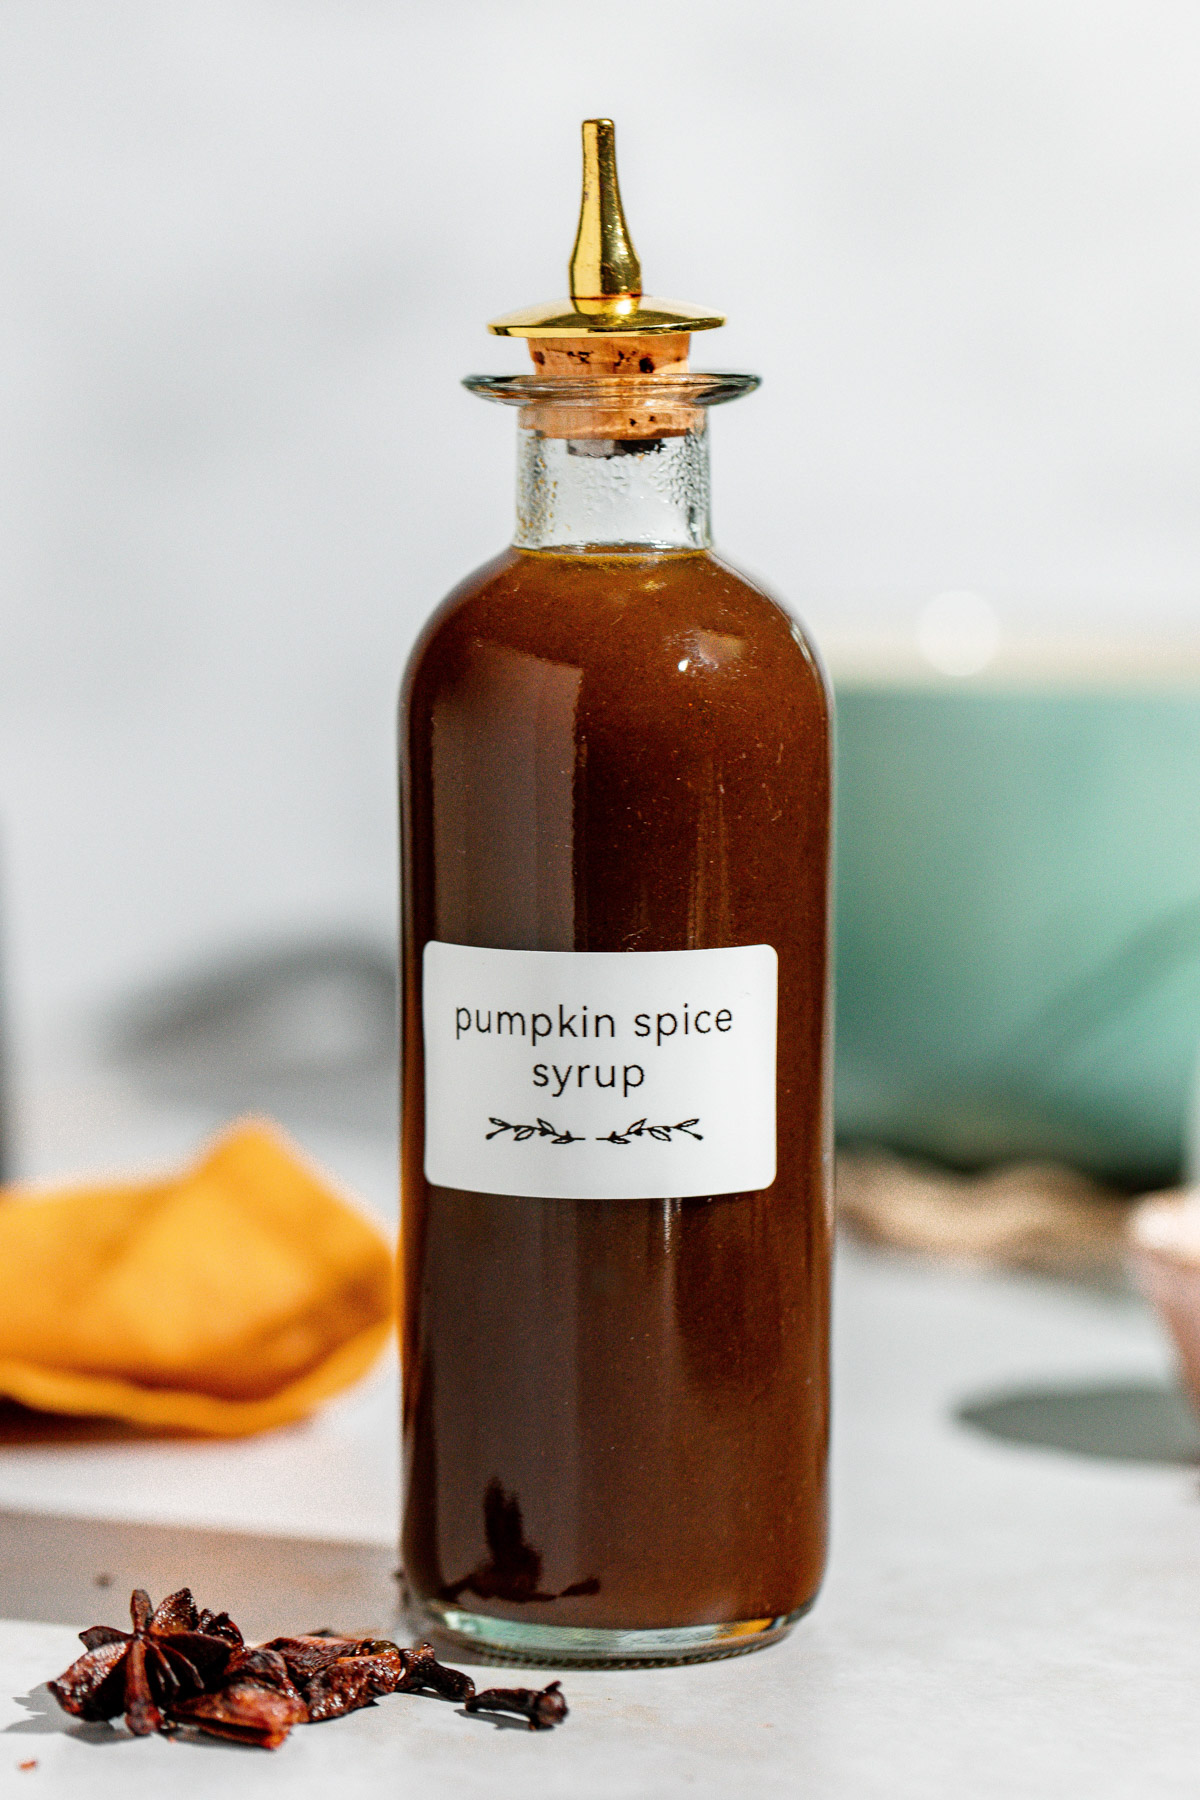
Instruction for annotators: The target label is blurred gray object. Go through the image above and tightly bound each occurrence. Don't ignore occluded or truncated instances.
[110,937,397,1135]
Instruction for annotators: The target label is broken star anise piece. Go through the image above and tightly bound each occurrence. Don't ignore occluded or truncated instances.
[172,1681,308,1750]
[304,1653,402,1723]
[221,1646,305,1703]
[49,1588,242,1737]
[464,1680,569,1731]
[256,1636,409,1723]
[259,1635,380,1688]
[169,1642,309,1749]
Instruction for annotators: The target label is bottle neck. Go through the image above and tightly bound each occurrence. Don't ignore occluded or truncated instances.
[513,419,711,552]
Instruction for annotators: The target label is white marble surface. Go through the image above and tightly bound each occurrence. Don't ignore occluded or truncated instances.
[3,1166,1200,1795]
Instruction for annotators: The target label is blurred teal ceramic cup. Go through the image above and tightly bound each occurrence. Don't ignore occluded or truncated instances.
[833,634,1200,1189]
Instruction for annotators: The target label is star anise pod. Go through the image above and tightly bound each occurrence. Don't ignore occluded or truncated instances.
[49,1588,242,1736]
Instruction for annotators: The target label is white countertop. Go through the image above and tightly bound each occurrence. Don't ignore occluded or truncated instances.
[2,1106,1200,1796]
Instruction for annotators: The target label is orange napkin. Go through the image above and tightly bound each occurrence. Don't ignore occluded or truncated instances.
[0,1121,394,1435]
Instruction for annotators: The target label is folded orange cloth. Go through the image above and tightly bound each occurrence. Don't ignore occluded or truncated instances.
[0,1121,394,1435]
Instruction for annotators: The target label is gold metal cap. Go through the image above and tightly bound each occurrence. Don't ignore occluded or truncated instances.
[488,119,725,338]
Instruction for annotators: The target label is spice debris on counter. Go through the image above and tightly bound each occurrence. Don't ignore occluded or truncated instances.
[48,1588,567,1749]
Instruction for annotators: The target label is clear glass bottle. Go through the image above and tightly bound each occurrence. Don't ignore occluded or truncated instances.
[399,122,832,1665]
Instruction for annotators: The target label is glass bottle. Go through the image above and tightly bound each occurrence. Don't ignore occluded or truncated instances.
[400,121,832,1665]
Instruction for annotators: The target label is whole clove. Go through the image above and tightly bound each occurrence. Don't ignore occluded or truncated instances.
[464,1681,569,1731]
[395,1641,476,1703]
[48,1589,557,1750]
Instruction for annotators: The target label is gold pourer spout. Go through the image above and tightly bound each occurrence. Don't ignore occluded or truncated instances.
[569,119,642,305]
[487,118,725,343]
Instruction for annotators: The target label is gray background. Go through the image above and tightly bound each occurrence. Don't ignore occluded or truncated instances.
[1,0,1198,1076]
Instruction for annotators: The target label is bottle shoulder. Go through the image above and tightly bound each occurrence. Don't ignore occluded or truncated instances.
[404,546,828,717]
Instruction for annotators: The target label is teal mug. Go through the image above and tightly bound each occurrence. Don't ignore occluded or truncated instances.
[834,652,1200,1189]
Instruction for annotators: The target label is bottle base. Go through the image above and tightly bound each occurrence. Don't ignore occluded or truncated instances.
[416,1601,812,1667]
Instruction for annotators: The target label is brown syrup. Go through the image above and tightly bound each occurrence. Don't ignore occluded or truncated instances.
[400,544,831,1632]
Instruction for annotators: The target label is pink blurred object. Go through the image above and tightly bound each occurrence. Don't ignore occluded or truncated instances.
[1129,1192,1200,1413]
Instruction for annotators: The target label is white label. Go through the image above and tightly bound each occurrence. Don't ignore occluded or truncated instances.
[422,942,777,1200]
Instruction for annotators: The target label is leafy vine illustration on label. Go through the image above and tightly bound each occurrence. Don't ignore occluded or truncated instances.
[486,1116,704,1146]
[595,1117,703,1145]
[486,1118,585,1145]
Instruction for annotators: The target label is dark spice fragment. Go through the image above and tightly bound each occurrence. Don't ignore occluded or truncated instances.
[222,1646,305,1703]
[260,1635,380,1687]
[305,1654,399,1722]
[196,1608,243,1649]
[173,1681,308,1750]
[50,1636,127,1722]
[465,1680,568,1731]
[122,1638,164,1737]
